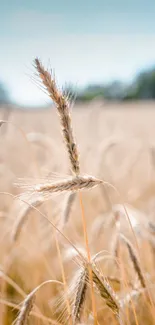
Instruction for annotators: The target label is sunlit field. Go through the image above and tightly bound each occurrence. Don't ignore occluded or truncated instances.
[1,98,155,325]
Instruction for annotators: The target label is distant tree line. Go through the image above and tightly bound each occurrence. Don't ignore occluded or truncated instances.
[1,65,155,106]
[0,82,10,105]
[68,66,155,102]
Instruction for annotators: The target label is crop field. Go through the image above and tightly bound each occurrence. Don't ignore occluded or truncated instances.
[0,69,155,325]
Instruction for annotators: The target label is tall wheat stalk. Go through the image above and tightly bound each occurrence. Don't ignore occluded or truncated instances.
[34,57,99,324]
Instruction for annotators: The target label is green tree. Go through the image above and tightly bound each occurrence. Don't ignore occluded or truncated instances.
[0,82,10,104]
[136,68,155,99]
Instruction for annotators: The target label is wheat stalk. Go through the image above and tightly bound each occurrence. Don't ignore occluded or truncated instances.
[34,57,100,323]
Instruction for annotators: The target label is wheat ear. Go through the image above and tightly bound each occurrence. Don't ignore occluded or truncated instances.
[34,57,79,175]
[61,192,76,227]
[91,263,120,315]
[17,175,103,197]
[26,132,54,149]
[11,197,44,242]
[120,234,145,288]
[72,267,88,324]
[16,293,35,325]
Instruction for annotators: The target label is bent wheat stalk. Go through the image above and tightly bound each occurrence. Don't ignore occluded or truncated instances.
[15,280,63,325]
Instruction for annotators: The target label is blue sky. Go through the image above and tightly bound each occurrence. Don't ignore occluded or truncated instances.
[1,0,155,105]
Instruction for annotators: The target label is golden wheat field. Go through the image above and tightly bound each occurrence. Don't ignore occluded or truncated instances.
[1,71,155,325]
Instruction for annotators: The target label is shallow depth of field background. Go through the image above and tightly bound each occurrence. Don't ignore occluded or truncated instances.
[0,100,155,324]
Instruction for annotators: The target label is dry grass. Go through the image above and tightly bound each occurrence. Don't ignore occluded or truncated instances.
[0,61,155,324]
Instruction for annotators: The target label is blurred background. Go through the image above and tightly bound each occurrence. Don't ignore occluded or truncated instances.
[1,0,155,108]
